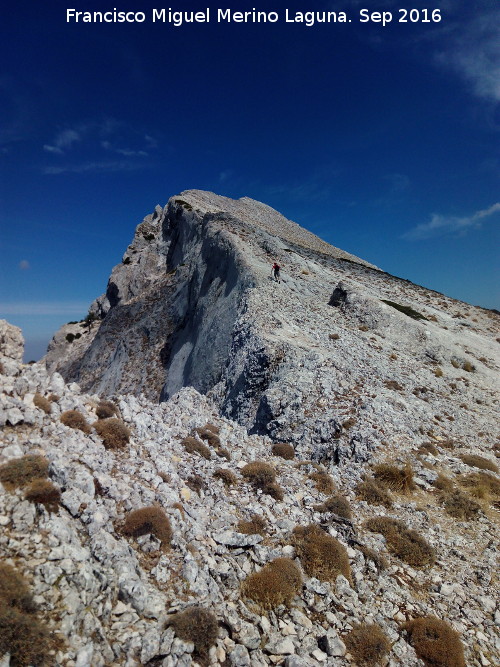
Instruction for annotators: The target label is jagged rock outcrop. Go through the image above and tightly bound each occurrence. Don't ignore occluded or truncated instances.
[45,190,499,467]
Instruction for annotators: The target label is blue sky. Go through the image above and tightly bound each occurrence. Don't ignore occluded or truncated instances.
[1,0,499,360]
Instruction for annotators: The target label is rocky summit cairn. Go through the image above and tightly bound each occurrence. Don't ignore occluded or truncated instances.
[1,193,498,666]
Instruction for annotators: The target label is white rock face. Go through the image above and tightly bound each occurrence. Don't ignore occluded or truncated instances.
[0,319,24,375]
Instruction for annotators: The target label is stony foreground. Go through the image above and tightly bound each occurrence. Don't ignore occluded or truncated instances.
[1,320,499,666]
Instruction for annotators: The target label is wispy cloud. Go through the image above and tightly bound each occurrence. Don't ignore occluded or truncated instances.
[43,160,149,175]
[403,202,500,240]
[43,128,81,154]
[0,302,89,316]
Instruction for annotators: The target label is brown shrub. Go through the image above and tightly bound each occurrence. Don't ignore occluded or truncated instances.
[182,436,211,460]
[186,474,206,494]
[48,394,59,402]
[0,455,49,490]
[204,422,220,435]
[95,400,117,419]
[433,367,443,377]
[0,563,36,613]
[60,409,91,434]
[169,606,218,656]
[461,471,500,504]
[313,495,352,520]
[193,426,220,447]
[342,417,357,430]
[24,480,61,511]
[292,524,351,583]
[33,393,51,414]
[123,506,172,548]
[364,517,435,567]
[344,623,391,665]
[442,490,481,520]
[217,447,231,461]
[309,470,335,494]
[241,461,284,499]
[241,558,302,610]
[237,515,267,536]
[0,606,54,667]
[94,418,130,449]
[355,544,387,571]
[418,442,438,456]
[355,479,393,508]
[372,464,415,493]
[462,361,475,373]
[459,454,498,473]
[432,473,454,492]
[271,443,295,460]
[384,380,403,391]
[213,468,237,486]
[403,617,465,667]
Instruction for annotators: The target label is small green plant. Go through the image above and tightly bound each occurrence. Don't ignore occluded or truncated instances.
[355,478,393,508]
[94,418,130,449]
[381,300,427,320]
[271,442,295,460]
[33,393,51,414]
[365,517,435,567]
[65,333,75,343]
[241,558,302,610]
[344,623,391,665]
[237,514,267,536]
[308,470,335,494]
[292,524,352,583]
[169,606,218,657]
[123,506,172,548]
[0,455,49,490]
[403,617,465,667]
[182,436,211,460]
[213,468,237,486]
[313,495,352,519]
[459,454,498,473]
[372,463,415,493]
[24,480,61,512]
[60,409,91,434]
[95,400,117,419]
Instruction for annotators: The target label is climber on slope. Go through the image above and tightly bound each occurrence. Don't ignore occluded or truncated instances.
[271,262,281,283]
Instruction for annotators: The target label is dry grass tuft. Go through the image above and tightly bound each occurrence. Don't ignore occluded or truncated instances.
[169,606,218,656]
[33,393,51,414]
[432,473,454,492]
[237,515,267,536]
[241,558,302,610]
[95,400,117,419]
[24,479,61,511]
[0,455,49,490]
[186,474,206,494]
[403,617,465,667]
[459,454,498,473]
[271,442,295,460]
[193,426,220,447]
[217,447,231,461]
[292,524,352,583]
[94,418,130,449]
[372,463,415,493]
[213,468,237,486]
[0,564,56,666]
[309,470,335,494]
[344,623,391,665]
[441,490,481,520]
[355,478,393,508]
[355,544,387,571]
[60,409,91,434]
[365,517,435,567]
[48,394,60,402]
[418,442,438,456]
[123,506,172,548]
[241,461,284,500]
[313,495,352,520]
[460,471,500,507]
[182,436,211,460]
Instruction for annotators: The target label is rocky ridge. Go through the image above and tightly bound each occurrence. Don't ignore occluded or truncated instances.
[1,314,499,666]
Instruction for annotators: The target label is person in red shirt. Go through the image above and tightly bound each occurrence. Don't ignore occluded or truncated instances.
[271,262,281,283]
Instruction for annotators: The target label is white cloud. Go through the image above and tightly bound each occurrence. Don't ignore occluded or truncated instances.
[43,160,148,175]
[43,144,63,154]
[403,202,500,240]
[0,302,89,316]
[44,128,82,154]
